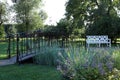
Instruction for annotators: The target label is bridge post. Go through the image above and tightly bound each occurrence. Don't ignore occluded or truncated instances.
[16,34,19,63]
[8,34,11,58]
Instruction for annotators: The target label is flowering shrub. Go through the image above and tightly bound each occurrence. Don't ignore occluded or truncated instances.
[57,47,120,80]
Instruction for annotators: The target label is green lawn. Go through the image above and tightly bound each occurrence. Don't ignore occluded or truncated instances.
[0,42,9,59]
[0,64,62,80]
[0,41,17,59]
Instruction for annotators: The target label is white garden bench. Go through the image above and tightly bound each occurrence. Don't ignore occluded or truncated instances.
[86,35,111,47]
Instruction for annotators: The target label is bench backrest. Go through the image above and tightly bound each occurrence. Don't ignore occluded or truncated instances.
[86,35,109,43]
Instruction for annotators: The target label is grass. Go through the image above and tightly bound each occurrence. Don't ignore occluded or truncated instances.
[0,42,120,80]
[0,64,62,80]
[0,41,16,59]
[0,42,9,59]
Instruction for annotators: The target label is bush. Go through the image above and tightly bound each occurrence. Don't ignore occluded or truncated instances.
[57,47,120,80]
[0,25,5,37]
[112,49,120,69]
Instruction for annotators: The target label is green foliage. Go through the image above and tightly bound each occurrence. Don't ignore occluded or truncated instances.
[57,47,120,80]
[56,18,73,37]
[43,25,58,38]
[15,24,24,33]
[4,24,17,35]
[66,0,120,41]
[72,27,85,38]
[112,49,120,69]
[0,1,7,25]
[0,25,5,37]
[0,0,10,25]
[108,68,120,80]
[14,0,47,32]
[44,18,73,38]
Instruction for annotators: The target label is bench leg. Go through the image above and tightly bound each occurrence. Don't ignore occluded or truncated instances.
[99,43,100,47]
[88,44,89,47]
[106,43,108,47]
[109,43,111,47]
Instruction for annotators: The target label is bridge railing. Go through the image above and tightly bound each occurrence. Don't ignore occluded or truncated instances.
[7,30,85,63]
[16,32,38,62]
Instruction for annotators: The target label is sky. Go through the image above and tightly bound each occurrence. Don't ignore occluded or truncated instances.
[43,0,68,25]
[6,0,68,25]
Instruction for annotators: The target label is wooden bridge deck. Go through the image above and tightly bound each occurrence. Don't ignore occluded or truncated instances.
[18,51,37,62]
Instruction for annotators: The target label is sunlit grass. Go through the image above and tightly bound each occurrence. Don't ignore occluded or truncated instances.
[0,54,8,59]
[0,54,8,57]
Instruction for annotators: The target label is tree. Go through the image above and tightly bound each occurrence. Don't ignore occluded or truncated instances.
[4,24,17,36]
[43,18,72,39]
[56,18,73,38]
[13,0,47,32]
[0,1,7,37]
[66,0,120,43]
[0,25,5,37]
[0,1,6,25]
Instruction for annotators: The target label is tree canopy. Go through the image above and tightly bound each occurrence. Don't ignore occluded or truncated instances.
[0,1,7,26]
[66,0,120,42]
[0,1,8,37]
[43,18,73,39]
[13,0,47,32]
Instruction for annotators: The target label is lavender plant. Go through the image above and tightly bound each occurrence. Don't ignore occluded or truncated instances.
[57,47,120,80]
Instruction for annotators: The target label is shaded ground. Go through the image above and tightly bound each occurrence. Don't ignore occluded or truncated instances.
[0,64,61,80]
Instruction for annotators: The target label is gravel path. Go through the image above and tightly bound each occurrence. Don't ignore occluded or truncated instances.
[0,56,16,66]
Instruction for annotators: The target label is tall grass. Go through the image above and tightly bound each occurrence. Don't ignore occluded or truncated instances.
[33,45,60,66]
[32,39,120,79]
[33,40,84,66]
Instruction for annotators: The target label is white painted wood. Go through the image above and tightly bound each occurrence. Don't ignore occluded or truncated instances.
[86,35,111,47]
